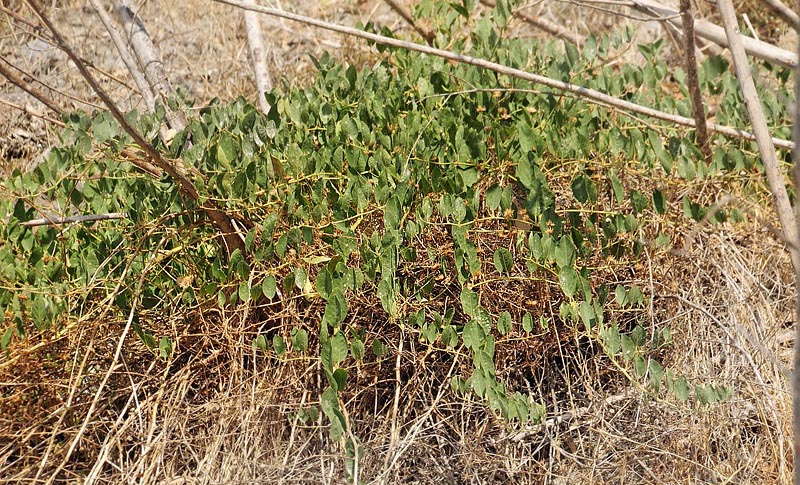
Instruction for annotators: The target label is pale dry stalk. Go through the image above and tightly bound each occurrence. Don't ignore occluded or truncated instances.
[716,0,798,270]
[630,0,798,68]
[212,0,795,150]
[112,0,187,130]
[242,0,273,113]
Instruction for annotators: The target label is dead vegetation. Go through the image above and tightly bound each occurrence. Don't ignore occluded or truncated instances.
[0,1,795,483]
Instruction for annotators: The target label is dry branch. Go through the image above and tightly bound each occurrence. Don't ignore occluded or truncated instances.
[716,0,798,271]
[631,0,798,69]
[679,0,710,162]
[793,2,800,480]
[212,0,794,150]
[112,0,187,130]
[0,57,63,114]
[25,1,245,256]
[383,0,435,45]
[480,0,581,46]
[21,212,127,228]
[242,0,273,113]
[760,0,800,33]
[89,0,156,112]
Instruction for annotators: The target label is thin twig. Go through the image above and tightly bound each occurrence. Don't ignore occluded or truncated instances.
[21,212,127,228]
[383,0,435,45]
[717,0,798,272]
[759,0,800,33]
[46,242,158,483]
[212,0,795,150]
[482,0,581,46]
[0,56,62,114]
[0,97,64,125]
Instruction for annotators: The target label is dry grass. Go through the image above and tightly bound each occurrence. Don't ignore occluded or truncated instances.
[0,1,796,483]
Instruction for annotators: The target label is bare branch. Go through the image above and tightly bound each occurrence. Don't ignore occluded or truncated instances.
[112,0,186,130]
[482,0,581,46]
[792,2,800,481]
[716,0,798,271]
[384,0,435,45]
[242,0,273,113]
[759,0,800,33]
[631,0,798,69]
[212,0,795,150]
[0,56,63,114]
[89,0,156,111]
[21,212,127,228]
[679,0,710,162]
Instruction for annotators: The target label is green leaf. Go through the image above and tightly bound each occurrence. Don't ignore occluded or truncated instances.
[649,359,664,390]
[517,156,535,190]
[620,335,636,360]
[372,338,387,357]
[294,267,308,291]
[216,132,237,168]
[384,196,402,231]
[571,174,596,203]
[315,268,334,300]
[628,286,644,306]
[441,325,459,347]
[1,327,13,349]
[158,337,172,359]
[273,335,287,356]
[634,355,647,378]
[462,319,486,350]
[695,384,715,405]
[262,275,277,300]
[253,334,269,351]
[558,266,579,298]
[493,248,514,274]
[497,311,512,336]
[333,368,348,391]
[610,173,624,204]
[517,122,536,153]
[320,386,346,441]
[578,300,594,330]
[631,325,646,346]
[630,190,649,214]
[238,281,251,302]
[554,236,575,269]
[351,337,365,361]
[291,328,309,352]
[460,287,479,316]
[602,325,621,355]
[331,332,348,365]
[377,278,398,317]
[323,290,348,329]
[615,285,627,306]
[652,189,666,214]
[522,313,533,333]
[486,185,503,211]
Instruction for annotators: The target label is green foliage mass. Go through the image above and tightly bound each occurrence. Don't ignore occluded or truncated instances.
[2,1,788,438]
